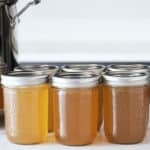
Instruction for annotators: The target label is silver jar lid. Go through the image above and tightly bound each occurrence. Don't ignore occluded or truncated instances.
[1,71,48,87]
[14,64,59,76]
[61,64,105,75]
[107,64,149,73]
[52,72,101,88]
[103,71,149,86]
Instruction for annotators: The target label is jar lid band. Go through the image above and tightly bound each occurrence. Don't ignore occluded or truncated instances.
[61,64,105,75]
[52,72,101,88]
[14,64,59,76]
[1,71,48,87]
[103,71,149,86]
[107,64,149,73]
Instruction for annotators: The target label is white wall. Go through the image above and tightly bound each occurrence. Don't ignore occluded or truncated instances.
[16,0,150,63]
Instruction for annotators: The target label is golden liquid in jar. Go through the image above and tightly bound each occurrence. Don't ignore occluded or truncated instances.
[3,84,48,145]
[103,85,149,144]
[53,86,99,146]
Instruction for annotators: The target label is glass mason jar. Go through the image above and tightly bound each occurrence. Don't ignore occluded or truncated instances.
[0,59,8,111]
[103,71,149,144]
[107,64,150,129]
[61,64,105,131]
[14,64,59,132]
[52,72,101,146]
[1,72,49,144]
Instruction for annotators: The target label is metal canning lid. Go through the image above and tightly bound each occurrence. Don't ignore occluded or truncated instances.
[52,72,101,88]
[61,64,105,75]
[107,64,149,73]
[14,64,59,76]
[1,71,49,87]
[103,71,149,86]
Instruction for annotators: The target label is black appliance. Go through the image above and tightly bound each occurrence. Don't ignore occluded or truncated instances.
[0,0,40,71]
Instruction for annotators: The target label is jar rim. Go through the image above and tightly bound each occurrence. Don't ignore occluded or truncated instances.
[61,64,105,74]
[1,71,48,87]
[107,64,149,73]
[14,64,59,75]
[103,71,149,86]
[52,72,101,88]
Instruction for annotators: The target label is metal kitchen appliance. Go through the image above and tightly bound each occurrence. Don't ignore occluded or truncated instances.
[0,0,41,71]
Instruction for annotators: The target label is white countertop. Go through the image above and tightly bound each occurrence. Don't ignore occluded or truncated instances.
[1,114,150,150]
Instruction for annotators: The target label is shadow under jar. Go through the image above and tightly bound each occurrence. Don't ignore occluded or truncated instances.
[52,72,101,146]
[61,64,105,131]
[103,72,149,144]
[1,72,49,145]
[14,64,59,132]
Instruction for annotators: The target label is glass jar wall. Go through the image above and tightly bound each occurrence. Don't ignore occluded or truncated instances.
[61,64,105,130]
[103,72,149,144]
[52,72,101,146]
[14,64,59,132]
[1,72,49,144]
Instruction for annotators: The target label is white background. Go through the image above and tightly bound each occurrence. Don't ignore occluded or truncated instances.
[16,0,150,63]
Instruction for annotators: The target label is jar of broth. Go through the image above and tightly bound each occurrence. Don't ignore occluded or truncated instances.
[52,72,101,146]
[15,64,59,132]
[103,71,149,144]
[61,64,105,131]
[0,59,7,111]
[1,72,49,144]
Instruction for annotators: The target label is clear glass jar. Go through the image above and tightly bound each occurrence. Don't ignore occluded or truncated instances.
[52,72,101,146]
[61,64,105,131]
[14,64,59,132]
[1,72,49,144]
[107,64,150,130]
[103,72,149,144]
